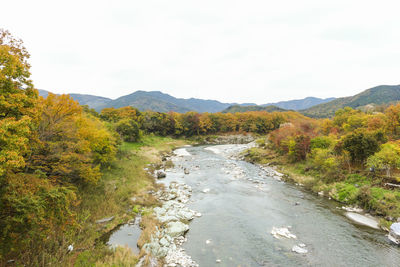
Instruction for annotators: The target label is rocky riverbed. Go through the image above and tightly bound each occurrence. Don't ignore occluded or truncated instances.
[138,149,200,267]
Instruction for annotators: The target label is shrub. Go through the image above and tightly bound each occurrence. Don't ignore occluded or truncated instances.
[116,119,142,142]
[310,136,333,150]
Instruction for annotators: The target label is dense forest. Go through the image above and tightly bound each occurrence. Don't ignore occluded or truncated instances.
[2,29,400,265]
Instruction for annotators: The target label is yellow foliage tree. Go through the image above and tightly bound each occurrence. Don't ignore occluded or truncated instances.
[0,29,39,177]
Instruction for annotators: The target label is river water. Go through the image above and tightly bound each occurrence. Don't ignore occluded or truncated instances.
[162,144,400,267]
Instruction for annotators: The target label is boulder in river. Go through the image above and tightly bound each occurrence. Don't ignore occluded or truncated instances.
[165,221,189,237]
[184,168,190,175]
[344,212,379,229]
[271,227,297,239]
[292,245,308,254]
[388,223,400,244]
[157,170,166,179]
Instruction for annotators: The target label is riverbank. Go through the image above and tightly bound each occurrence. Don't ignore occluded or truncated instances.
[242,140,400,231]
[67,135,188,266]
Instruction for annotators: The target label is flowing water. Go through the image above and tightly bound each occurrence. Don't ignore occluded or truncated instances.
[161,144,400,267]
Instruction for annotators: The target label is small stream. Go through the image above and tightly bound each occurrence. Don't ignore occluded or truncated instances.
[108,144,400,266]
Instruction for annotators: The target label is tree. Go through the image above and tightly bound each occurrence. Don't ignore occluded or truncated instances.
[29,93,114,185]
[0,29,39,177]
[292,134,311,161]
[100,106,141,123]
[385,103,400,137]
[115,118,142,142]
[367,143,400,178]
[181,112,201,136]
[310,136,333,150]
[342,131,379,163]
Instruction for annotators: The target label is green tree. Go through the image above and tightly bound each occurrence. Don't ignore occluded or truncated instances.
[367,143,400,178]
[115,118,142,142]
[342,131,379,163]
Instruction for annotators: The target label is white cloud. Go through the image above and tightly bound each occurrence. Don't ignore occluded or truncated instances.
[2,0,400,103]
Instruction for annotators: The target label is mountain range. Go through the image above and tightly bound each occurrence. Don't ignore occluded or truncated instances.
[301,85,400,118]
[38,84,400,117]
[37,89,334,113]
[222,105,286,113]
[263,97,335,110]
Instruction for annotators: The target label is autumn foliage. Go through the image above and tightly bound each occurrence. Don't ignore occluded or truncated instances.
[0,29,117,263]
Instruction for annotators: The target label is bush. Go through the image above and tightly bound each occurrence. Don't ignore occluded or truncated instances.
[310,136,333,150]
[309,148,340,180]
[0,173,78,261]
[116,119,142,142]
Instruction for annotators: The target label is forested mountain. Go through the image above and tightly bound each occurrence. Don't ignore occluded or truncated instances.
[301,85,400,118]
[40,85,400,117]
[39,90,233,113]
[222,105,286,113]
[38,89,332,113]
[264,97,335,110]
[107,91,233,113]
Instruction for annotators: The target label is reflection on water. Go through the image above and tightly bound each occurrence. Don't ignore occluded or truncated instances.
[103,217,141,254]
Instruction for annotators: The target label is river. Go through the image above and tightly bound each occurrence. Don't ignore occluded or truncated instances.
[160,144,400,267]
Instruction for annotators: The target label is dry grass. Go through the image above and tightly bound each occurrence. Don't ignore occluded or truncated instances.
[95,246,138,267]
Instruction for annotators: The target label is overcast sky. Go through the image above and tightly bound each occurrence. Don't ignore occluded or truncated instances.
[2,1,400,104]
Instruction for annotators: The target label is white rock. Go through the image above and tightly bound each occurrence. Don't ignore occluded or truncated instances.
[174,148,191,156]
[216,259,222,263]
[202,188,210,193]
[292,245,308,254]
[159,237,170,247]
[206,239,212,244]
[345,212,379,229]
[165,221,189,237]
[271,227,297,239]
[389,222,400,244]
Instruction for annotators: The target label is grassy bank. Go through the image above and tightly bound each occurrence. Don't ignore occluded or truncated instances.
[63,135,188,266]
[244,140,400,229]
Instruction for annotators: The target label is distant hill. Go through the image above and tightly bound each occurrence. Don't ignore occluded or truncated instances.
[38,89,113,111]
[68,93,112,111]
[222,105,286,113]
[38,89,50,98]
[37,89,235,113]
[106,91,233,113]
[263,97,335,110]
[301,85,400,118]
